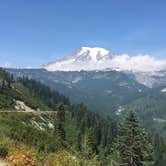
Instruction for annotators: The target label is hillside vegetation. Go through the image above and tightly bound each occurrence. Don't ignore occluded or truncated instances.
[0,68,69,111]
[0,68,166,165]
[8,69,149,114]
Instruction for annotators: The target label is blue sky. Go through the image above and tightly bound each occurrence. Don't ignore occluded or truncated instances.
[0,0,166,68]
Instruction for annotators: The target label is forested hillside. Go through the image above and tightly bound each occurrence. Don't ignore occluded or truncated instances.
[0,68,69,111]
[8,69,149,114]
[0,68,166,165]
[122,91,166,136]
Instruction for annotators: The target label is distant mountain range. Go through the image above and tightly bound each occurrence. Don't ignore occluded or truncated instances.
[7,47,166,117]
[43,47,166,88]
[44,47,166,73]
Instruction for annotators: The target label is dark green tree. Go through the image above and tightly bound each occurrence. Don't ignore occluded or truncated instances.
[83,128,97,158]
[116,112,153,166]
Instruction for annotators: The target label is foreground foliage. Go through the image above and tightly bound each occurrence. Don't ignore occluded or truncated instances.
[0,111,154,166]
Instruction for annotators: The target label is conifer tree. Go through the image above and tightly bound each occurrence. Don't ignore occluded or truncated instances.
[116,111,153,166]
[83,128,97,158]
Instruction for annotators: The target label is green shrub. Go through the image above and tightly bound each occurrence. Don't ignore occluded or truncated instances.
[0,143,8,158]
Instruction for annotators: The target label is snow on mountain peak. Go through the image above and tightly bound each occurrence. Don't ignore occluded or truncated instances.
[44,47,166,72]
[80,47,110,56]
[70,47,111,62]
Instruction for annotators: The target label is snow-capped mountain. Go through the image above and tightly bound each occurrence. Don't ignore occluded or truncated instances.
[45,47,114,71]
[44,47,166,72]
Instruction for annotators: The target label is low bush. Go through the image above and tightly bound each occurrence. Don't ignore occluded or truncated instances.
[0,143,8,158]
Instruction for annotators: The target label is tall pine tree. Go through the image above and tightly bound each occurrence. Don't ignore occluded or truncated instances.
[116,111,153,166]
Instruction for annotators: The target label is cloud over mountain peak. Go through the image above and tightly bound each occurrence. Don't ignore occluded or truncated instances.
[45,47,166,72]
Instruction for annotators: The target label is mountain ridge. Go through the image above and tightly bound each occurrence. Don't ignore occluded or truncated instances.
[44,47,166,72]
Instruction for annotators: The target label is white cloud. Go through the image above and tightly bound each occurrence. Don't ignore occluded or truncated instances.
[109,54,166,72]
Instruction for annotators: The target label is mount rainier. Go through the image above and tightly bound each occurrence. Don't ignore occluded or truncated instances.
[45,47,166,72]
